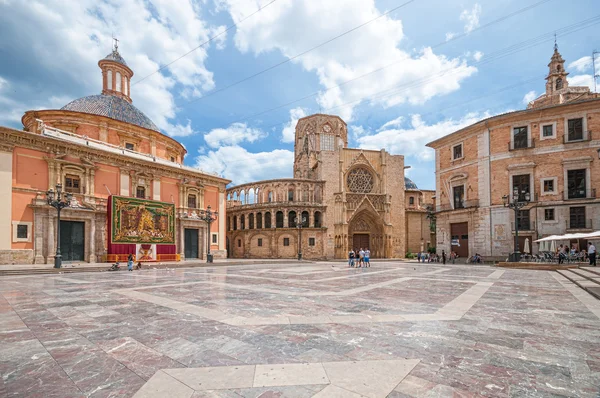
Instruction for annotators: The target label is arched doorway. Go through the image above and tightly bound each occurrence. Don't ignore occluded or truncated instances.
[348,210,384,258]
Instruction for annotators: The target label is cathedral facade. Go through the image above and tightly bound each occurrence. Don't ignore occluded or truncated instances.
[226,114,434,259]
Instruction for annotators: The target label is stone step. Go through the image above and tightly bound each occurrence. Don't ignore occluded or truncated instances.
[572,268,600,283]
[556,269,600,300]
[580,267,600,277]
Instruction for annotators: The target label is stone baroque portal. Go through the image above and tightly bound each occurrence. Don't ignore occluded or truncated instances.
[226,113,434,260]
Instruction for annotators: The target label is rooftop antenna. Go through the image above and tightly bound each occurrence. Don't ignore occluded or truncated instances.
[593,49,599,93]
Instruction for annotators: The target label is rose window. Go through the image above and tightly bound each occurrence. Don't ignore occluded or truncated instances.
[347,168,374,193]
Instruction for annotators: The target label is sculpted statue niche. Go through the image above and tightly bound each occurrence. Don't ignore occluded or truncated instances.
[347,167,374,193]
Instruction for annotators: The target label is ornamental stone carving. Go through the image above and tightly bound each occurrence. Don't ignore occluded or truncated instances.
[346,167,374,193]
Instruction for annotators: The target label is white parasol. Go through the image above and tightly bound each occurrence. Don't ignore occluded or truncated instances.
[524,238,530,254]
[550,240,556,253]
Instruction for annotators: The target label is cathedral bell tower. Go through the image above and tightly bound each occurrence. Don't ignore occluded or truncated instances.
[293,114,348,180]
[545,40,569,96]
[98,38,134,103]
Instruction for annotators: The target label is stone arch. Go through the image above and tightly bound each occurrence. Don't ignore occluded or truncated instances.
[301,210,309,227]
[347,209,384,258]
[275,211,284,228]
[288,210,297,228]
[265,211,272,228]
[314,211,322,228]
[256,212,263,229]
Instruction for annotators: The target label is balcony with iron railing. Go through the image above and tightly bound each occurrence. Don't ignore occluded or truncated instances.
[563,131,591,144]
[508,138,535,152]
[566,218,594,231]
[438,199,479,212]
[564,188,597,200]
[511,221,534,232]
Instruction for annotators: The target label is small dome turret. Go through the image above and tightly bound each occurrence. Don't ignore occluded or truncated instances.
[98,38,133,103]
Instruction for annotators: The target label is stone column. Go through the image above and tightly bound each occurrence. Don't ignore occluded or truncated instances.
[33,208,45,264]
[89,218,96,263]
[218,190,225,251]
[47,214,55,263]
[178,220,185,260]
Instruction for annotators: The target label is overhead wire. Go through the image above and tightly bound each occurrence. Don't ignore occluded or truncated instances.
[184,0,418,104]
[205,14,600,135]
[132,0,281,86]
[216,0,558,126]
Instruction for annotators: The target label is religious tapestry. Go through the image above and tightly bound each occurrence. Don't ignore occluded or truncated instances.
[110,196,175,244]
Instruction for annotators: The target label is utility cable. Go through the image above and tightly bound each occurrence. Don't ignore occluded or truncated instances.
[218,0,558,125]
[132,0,281,86]
[185,0,417,104]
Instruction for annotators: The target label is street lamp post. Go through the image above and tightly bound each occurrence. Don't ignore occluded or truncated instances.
[503,188,530,262]
[295,215,307,261]
[199,205,219,263]
[46,183,72,269]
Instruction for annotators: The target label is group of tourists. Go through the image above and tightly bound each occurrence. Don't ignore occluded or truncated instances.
[556,242,596,266]
[348,248,371,267]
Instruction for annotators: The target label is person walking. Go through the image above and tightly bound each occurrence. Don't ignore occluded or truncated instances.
[557,245,564,264]
[348,249,355,267]
[451,251,456,264]
[365,248,371,267]
[417,252,421,263]
[358,248,365,267]
[588,242,597,266]
[442,250,446,265]
[127,253,134,271]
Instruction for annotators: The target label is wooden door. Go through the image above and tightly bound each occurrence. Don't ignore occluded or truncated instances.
[60,221,85,262]
[184,228,199,259]
[450,222,468,258]
[352,234,370,252]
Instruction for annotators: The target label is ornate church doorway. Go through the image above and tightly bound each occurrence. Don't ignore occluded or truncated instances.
[348,210,384,258]
[352,234,369,251]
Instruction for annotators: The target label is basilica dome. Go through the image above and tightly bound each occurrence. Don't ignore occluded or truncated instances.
[61,94,160,132]
[404,176,419,190]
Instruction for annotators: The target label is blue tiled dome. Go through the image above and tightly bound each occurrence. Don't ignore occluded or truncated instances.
[102,50,128,66]
[61,94,160,132]
[405,176,418,190]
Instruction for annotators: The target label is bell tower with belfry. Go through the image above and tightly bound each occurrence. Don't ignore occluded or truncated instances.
[545,38,569,96]
[293,114,348,180]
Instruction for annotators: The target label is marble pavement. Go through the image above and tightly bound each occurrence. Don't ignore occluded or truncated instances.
[1,261,600,397]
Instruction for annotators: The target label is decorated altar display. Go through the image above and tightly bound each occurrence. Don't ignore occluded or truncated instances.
[107,196,178,261]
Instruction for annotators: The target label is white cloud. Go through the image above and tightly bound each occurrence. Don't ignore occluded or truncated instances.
[522,90,537,105]
[473,51,484,62]
[568,56,593,73]
[203,122,267,148]
[445,32,457,41]
[356,111,494,161]
[164,120,196,137]
[378,115,404,131]
[0,0,224,136]
[281,107,307,143]
[194,145,293,185]
[218,0,476,121]
[568,74,595,90]
[460,3,482,33]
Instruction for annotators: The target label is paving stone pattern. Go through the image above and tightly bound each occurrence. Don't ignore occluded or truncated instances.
[1,262,600,397]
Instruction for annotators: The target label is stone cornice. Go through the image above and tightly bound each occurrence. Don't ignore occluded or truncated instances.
[0,126,229,188]
[427,98,600,149]
[21,109,186,156]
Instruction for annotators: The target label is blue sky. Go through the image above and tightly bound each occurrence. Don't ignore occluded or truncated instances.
[0,0,598,189]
